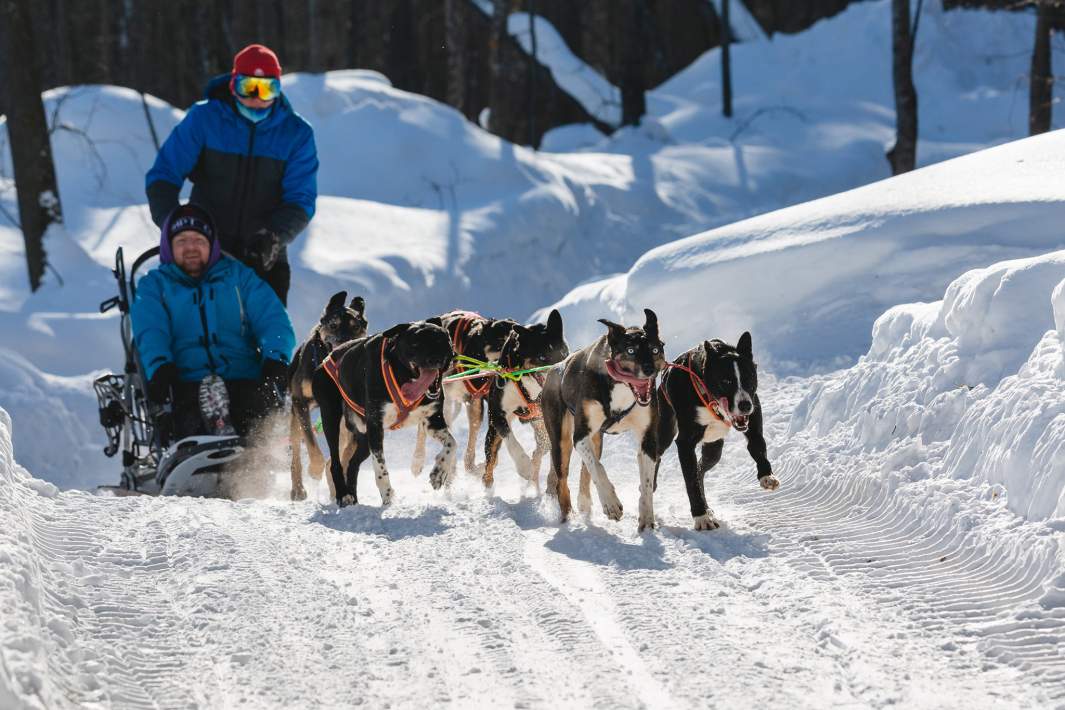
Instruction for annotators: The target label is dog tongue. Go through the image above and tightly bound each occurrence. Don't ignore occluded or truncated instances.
[606,359,652,395]
[401,368,438,401]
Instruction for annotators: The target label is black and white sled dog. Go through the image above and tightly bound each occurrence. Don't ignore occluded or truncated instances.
[312,318,455,507]
[411,310,517,477]
[482,309,568,492]
[657,333,779,530]
[288,291,368,501]
[541,309,667,531]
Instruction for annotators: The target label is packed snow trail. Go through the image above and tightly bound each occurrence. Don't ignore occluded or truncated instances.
[3,377,1059,709]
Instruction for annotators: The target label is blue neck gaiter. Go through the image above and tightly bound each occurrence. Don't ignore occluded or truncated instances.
[236,101,273,123]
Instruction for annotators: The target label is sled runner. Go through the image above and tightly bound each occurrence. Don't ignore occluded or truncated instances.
[93,246,244,497]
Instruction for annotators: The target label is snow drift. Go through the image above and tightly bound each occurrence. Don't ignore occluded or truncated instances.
[788,251,1065,522]
[543,130,1065,372]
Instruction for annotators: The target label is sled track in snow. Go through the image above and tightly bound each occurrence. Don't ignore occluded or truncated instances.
[704,380,1065,702]
[4,377,1064,708]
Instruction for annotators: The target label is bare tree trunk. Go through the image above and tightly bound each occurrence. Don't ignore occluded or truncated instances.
[527,0,537,146]
[620,0,647,126]
[887,0,917,175]
[0,0,64,292]
[488,0,509,133]
[721,0,733,118]
[446,0,466,113]
[1030,1,1054,136]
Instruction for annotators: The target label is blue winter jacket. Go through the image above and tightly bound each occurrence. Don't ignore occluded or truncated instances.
[145,75,318,260]
[131,256,296,383]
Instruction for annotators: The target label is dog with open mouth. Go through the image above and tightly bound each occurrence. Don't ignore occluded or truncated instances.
[481,309,568,492]
[311,318,455,507]
[541,308,667,531]
[410,310,517,478]
[288,291,367,501]
[657,333,779,530]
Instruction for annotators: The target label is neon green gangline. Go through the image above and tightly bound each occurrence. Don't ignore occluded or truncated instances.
[444,353,555,383]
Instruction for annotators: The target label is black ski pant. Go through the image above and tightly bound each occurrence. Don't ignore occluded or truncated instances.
[256,261,291,307]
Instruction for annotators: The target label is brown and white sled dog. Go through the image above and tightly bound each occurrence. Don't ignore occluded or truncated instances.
[482,309,568,492]
[657,333,779,530]
[411,310,517,477]
[288,291,367,501]
[311,319,455,507]
[541,309,667,531]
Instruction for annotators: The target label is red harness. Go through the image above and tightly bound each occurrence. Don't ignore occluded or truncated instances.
[660,354,731,427]
[449,312,492,398]
[321,339,428,431]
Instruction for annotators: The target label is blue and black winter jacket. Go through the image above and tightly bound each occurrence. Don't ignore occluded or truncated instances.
[131,256,296,383]
[145,75,318,261]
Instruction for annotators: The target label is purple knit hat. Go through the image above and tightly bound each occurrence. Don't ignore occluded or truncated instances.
[159,203,221,269]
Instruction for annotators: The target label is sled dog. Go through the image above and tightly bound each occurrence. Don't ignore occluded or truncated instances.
[312,319,455,506]
[288,291,367,500]
[657,333,779,530]
[541,309,667,531]
[482,309,568,491]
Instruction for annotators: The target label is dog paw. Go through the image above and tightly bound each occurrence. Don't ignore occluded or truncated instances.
[637,514,656,533]
[290,485,307,502]
[429,467,445,490]
[380,488,394,506]
[602,497,624,521]
[693,513,720,531]
[760,475,780,491]
[338,493,356,508]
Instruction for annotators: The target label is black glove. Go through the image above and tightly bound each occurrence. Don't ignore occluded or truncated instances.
[260,358,289,407]
[147,362,179,404]
[248,228,284,271]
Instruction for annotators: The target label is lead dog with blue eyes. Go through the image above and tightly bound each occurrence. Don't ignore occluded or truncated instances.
[540,309,667,531]
[656,333,779,530]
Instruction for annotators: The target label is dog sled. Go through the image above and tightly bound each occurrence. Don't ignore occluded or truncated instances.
[93,246,244,497]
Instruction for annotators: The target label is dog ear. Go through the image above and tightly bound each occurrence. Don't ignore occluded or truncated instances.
[349,295,365,315]
[499,330,521,368]
[643,308,659,341]
[737,332,752,358]
[323,291,348,317]
[547,309,563,339]
[598,319,628,348]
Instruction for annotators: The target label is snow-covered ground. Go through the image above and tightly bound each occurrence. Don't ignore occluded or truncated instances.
[3,0,1065,706]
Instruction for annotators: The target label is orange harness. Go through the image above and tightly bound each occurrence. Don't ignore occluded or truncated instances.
[511,376,542,422]
[321,339,427,431]
[449,312,492,398]
[660,354,731,427]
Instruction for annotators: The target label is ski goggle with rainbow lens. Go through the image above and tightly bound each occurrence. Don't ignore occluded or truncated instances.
[232,75,281,101]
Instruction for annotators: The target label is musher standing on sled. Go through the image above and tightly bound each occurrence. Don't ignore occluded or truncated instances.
[145,43,318,306]
[132,203,296,443]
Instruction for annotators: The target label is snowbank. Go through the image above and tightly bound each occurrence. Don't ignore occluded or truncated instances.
[0,407,56,709]
[789,252,1065,522]
[542,130,1065,371]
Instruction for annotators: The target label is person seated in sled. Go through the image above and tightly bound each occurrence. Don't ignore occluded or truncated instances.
[131,203,296,443]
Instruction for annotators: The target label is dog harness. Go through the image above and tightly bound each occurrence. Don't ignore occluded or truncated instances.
[510,376,542,422]
[448,311,492,398]
[320,338,429,431]
[660,354,731,427]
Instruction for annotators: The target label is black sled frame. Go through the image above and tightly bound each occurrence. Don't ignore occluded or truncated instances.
[94,246,163,491]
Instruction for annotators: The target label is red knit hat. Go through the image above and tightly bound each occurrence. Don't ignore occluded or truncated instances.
[232,44,282,79]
